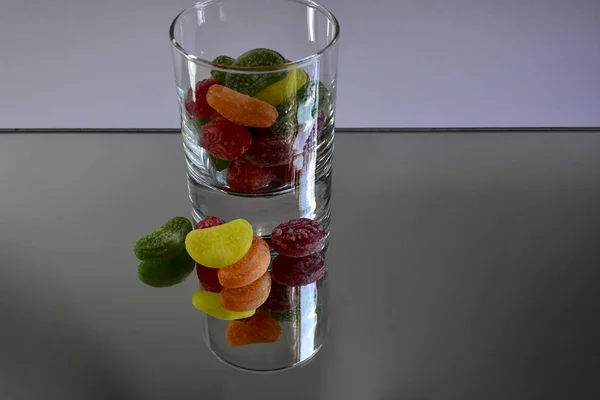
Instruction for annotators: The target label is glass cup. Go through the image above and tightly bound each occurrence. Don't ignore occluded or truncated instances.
[169,0,340,238]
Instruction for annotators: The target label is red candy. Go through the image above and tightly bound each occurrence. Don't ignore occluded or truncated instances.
[244,135,295,167]
[227,158,274,192]
[195,216,226,230]
[271,253,326,286]
[185,78,221,119]
[261,279,299,311]
[199,119,252,161]
[271,218,326,257]
[196,263,224,292]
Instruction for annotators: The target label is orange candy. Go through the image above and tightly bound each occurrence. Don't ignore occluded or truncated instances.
[220,271,271,312]
[226,312,282,346]
[206,85,278,128]
[218,235,270,288]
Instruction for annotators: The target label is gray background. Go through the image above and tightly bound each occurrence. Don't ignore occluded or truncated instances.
[1,0,599,129]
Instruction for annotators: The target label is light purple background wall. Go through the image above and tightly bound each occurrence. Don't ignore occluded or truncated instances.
[1,0,599,128]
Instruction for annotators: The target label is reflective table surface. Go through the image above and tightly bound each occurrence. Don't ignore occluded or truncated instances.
[2,129,600,399]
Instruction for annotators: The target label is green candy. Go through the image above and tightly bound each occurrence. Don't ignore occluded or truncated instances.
[138,249,195,288]
[270,81,331,135]
[208,154,231,172]
[225,48,288,96]
[134,217,193,261]
[211,55,235,83]
[187,116,210,133]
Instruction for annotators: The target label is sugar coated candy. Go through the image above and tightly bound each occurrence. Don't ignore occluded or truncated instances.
[254,69,307,106]
[244,135,295,167]
[270,81,331,135]
[199,119,252,161]
[220,271,271,312]
[210,55,236,83]
[185,78,221,119]
[225,48,287,96]
[261,279,299,312]
[196,263,224,292]
[226,312,282,346]
[206,85,278,128]
[271,218,326,257]
[192,290,255,320]
[218,236,270,288]
[195,216,226,230]
[134,217,193,261]
[137,250,195,288]
[185,219,253,268]
[271,253,326,286]
[227,158,274,192]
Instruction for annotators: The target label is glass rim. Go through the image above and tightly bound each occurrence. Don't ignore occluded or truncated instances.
[169,0,340,74]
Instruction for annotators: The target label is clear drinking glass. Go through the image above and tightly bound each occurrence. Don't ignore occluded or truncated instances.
[169,0,339,238]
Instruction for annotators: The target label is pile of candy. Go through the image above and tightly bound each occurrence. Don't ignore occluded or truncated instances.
[184,48,331,192]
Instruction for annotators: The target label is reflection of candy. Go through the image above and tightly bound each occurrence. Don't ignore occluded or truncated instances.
[196,263,223,292]
[206,85,278,128]
[271,253,326,286]
[261,279,298,312]
[195,216,226,230]
[218,236,270,288]
[226,312,282,346]
[227,158,274,192]
[185,219,253,268]
[192,290,255,320]
[271,218,326,257]
[220,272,271,312]
[199,119,252,161]
[185,78,220,119]
[134,217,192,261]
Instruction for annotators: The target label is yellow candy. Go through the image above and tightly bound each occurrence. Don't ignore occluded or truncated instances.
[185,219,253,268]
[254,69,308,106]
[192,290,255,320]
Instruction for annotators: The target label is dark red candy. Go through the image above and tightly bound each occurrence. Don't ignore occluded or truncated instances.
[185,78,221,119]
[195,216,226,230]
[196,263,223,292]
[261,279,299,311]
[199,119,252,161]
[271,218,326,257]
[244,135,295,167]
[227,158,274,192]
[271,253,326,286]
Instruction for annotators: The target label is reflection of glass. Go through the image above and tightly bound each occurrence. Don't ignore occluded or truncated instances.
[203,247,329,372]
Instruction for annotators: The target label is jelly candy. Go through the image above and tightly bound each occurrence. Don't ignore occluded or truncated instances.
[270,81,331,135]
[199,119,252,161]
[226,312,282,346]
[261,279,299,312]
[227,158,274,192]
[244,135,296,167]
[211,55,236,83]
[185,78,221,119]
[263,306,300,322]
[272,253,326,286]
[220,271,271,312]
[185,219,253,268]
[206,85,278,128]
[271,218,326,257]
[192,290,255,320]
[186,114,210,133]
[218,236,270,288]
[196,263,223,292]
[138,249,195,287]
[225,48,287,96]
[254,69,307,106]
[208,154,230,172]
[134,217,192,261]
[195,216,226,230]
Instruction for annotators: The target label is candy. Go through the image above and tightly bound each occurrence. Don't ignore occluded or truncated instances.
[137,249,195,288]
[271,81,331,135]
[225,48,287,96]
[244,135,295,167]
[206,85,278,128]
[192,290,255,320]
[227,158,274,192]
[210,55,236,83]
[186,114,210,133]
[261,279,299,312]
[254,69,307,106]
[185,219,253,268]
[185,78,221,119]
[208,154,231,171]
[220,271,271,312]
[226,312,282,346]
[196,263,223,292]
[271,253,326,286]
[199,119,252,161]
[134,217,193,261]
[271,218,326,257]
[195,216,226,230]
[218,236,270,288]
